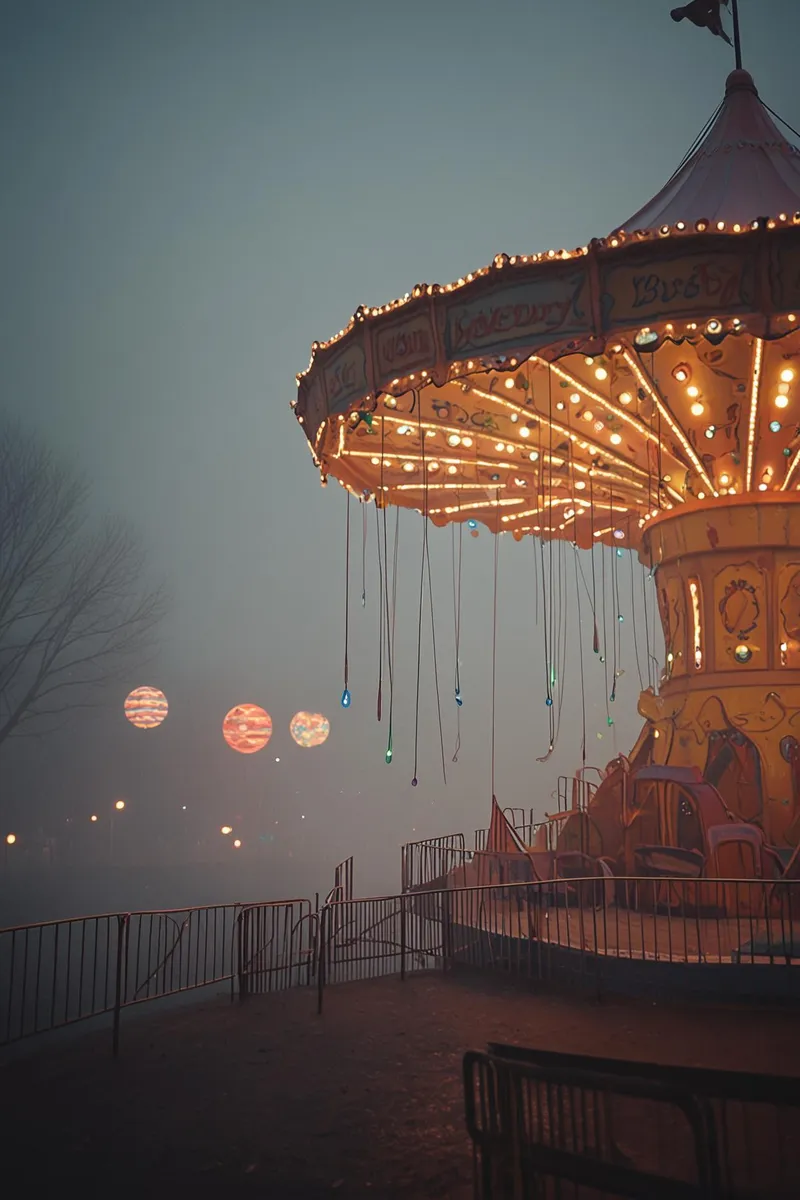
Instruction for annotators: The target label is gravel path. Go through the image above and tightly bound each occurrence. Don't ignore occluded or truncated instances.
[2,971,799,1198]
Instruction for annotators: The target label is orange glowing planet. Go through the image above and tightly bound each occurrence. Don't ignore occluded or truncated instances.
[124,686,168,729]
[222,704,273,754]
[289,711,330,748]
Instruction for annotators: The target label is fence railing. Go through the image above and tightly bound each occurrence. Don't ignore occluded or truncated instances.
[401,833,470,891]
[5,875,800,1053]
[1,898,314,1054]
[314,875,800,1012]
[466,1042,800,1198]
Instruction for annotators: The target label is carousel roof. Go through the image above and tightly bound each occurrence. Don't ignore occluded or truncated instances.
[616,70,800,234]
[293,66,800,551]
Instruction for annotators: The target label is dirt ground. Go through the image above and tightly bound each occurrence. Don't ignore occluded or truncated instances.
[2,971,800,1199]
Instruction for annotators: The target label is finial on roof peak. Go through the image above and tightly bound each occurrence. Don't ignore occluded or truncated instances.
[725,68,757,95]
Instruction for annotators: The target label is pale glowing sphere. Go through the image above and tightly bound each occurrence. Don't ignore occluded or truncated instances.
[124,686,168,729]
[290,711,331,749]
[233,839,242,848]
[5,833,16,845]
[781,368,795,384]
[223,704,272,754]
[115,800,126,811]
[221,826,233,835]
[90,815,98,823]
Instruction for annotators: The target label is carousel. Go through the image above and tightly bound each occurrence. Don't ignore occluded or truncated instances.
[293,24,800,904]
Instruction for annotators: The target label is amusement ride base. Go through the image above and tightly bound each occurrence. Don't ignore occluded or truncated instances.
[637,495,800,846]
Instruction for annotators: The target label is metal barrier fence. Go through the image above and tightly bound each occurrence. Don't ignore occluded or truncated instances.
[316,875,800,1011]
[5,876,800,1051]
[237,899,316,995]
[401,833,468,892]
[466,1042,800,1197]
[1,898,314,1054]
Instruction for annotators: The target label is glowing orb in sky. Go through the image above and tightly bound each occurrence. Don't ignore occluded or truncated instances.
[289,711,331,748]
[222,704,272,754]
[124,686,168,729]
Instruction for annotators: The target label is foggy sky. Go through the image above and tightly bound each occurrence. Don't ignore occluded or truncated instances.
[1,0,797,899]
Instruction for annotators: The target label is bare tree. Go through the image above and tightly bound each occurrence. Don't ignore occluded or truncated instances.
[0,419,165,747]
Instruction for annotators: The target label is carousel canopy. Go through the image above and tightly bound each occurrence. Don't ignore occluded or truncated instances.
[617,70,800,234]
[294,70,800,553]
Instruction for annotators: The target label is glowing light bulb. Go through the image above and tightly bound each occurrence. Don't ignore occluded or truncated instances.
[775,395,789,409]
[341,688,351,708]
[447,434,461,447]
[115,800,125,811]
[583,410,594,422]
[770,420,782,432]
[619,392,632,405]
[529,451,539,462]
[570,392,580,404]
[719,473,730,485]
[780,368,795,383]
[610,432,622,445]
[447,465,457,474]
[495,442,505,452]
[5,833,16,845]
[704,427,715,439]
[691,402,704,417]
[575,480,586,490]
[520,426,530,438]
[221,826,232,835]
[595,367,608,381]
[403,462,415,472]
[90,814,98,822]
[504,378,515,389]
[462,437,473,448]
[233,839,242,848]
[687,385,700,398]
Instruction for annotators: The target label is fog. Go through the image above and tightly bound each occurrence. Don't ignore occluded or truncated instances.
[1,0,796,927]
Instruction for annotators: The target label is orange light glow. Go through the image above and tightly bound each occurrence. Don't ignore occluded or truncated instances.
[222,704,273,754]
[289,712,331,748]
[124,686,168,729]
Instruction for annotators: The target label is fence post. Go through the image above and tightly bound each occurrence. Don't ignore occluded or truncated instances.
[112,914,127,1058]
[400,895,407,981]
[317,905,326,1016]
[235,907,247,1002]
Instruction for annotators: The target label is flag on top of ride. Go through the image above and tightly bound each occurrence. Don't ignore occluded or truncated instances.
[671,0,733,46]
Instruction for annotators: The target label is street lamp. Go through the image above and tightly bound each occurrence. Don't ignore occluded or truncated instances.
[109,800,126,864]
[5,833,16,845]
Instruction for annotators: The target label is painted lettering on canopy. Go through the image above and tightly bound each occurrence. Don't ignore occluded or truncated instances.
[375,317,433,379]
[445,272,588,358]
[324,343,368,414]
[602,253,754,327]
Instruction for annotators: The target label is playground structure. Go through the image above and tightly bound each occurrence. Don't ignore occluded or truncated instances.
[294,65,800,905]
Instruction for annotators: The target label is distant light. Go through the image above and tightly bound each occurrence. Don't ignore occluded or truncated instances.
[90,815,98,823]
[275,756,281,763]
[181,805,187,811]
[301,815,305,819]
[5,833,16,845]
[220,825,233,835]
[114,800,126,811]
[233,839,242,849]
